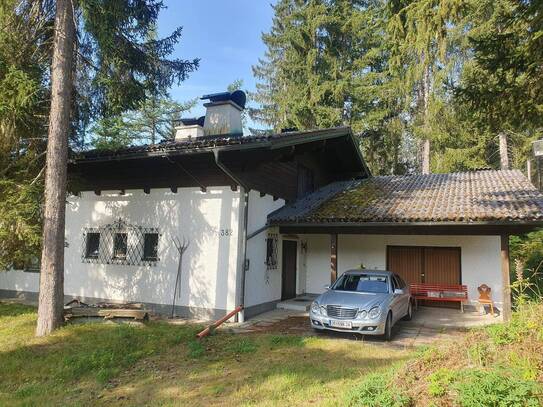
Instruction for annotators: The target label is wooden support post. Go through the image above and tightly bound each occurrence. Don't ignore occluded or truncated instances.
[501,234,512,321]
[330,234,338,284]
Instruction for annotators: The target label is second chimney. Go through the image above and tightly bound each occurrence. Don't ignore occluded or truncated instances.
[201,90,246,137]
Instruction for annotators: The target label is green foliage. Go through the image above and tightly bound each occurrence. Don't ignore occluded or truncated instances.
[455,369,541,407]
[0,1,198,267]
[0,0,51,269]
[78,1,199,118]
[91,95,196,148]
[467,342,491,366]
[345,372,411,407]
[427,368,454,397]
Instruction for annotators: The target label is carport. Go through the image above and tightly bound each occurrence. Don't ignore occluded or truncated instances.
[267,170,543,322]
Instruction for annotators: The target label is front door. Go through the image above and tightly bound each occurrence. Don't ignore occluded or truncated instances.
[281,240,297,300]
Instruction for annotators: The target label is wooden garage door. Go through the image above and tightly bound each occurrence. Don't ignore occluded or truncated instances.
[387,246,461,307]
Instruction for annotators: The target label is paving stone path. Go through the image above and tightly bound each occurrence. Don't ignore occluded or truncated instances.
[221,309,468,348]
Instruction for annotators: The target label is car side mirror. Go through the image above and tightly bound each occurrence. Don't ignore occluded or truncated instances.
[324,284,330,290]
[394,288,404,295]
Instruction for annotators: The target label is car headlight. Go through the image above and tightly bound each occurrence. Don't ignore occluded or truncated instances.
[368,306,381,319]
[310,302,321,314]
[357,309,368,320]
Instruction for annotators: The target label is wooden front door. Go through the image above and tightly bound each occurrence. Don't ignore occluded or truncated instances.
[282,240,297,300]
[387,246,461,308]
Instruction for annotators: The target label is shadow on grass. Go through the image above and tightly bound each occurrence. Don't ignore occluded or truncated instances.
[0,312,205,406]
[0,303,412,406]
[0,302,36,317]
[97,330,412,406]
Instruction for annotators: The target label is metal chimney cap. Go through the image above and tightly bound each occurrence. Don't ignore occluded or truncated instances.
[201,90,246,109]
[179,116,205,127]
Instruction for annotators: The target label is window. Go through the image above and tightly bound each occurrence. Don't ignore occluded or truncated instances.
[113,233,128,259]
[85,232,100,259]
[395,274,407,289]
[143,233,159,261]
[332,274,389,294]
[265,234,278,270]
[82,220,160,266]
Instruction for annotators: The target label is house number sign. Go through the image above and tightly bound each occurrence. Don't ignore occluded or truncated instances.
[218,228,233,237]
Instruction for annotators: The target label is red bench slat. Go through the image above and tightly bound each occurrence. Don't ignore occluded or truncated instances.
[409,283,468,302]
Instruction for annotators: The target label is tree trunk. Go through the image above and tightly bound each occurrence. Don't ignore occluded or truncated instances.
[36,0,75,337]
[499,132,509,170]
[421,63,431,175]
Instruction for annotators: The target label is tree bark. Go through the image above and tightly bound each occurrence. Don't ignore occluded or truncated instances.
[421,63,431,175]
[499,132,509,170]
[36,0,75,337]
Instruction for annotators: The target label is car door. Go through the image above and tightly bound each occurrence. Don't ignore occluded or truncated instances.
[389,275,403,323]
[394,274,409,317]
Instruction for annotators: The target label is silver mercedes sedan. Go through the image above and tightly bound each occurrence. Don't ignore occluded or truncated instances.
[309,270,412,340]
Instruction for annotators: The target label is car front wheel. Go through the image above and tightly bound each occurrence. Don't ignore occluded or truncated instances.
[402,301,413,321]
[383,312,393,341]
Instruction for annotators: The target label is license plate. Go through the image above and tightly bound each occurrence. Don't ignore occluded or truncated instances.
[330,320,352,329]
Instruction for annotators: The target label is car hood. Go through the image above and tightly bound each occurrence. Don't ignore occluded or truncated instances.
[317,290,389,310]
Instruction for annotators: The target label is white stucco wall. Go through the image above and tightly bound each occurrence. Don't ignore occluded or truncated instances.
[304,234,503,307]
[63,187,241,311]
[0,187,243,313]
[244,191,285,308]
[0,269,40,294]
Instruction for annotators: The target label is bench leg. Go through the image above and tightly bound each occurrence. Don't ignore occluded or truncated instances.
[460,301,464,313]
[490,303,494,316]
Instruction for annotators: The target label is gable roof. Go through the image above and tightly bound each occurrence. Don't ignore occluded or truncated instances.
[269,170,543,225]
[72,126,366,169]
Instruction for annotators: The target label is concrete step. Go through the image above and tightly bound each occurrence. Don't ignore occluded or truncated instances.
[276,297,313,312]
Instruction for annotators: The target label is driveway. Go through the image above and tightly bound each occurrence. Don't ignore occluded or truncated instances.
[224,306,498,347]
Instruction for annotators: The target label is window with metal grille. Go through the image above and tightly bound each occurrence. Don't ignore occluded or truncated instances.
[143,233,159,261]
[265,234,278,270]
[82,219,160,266]
[85,232,100,259]
[113,233,128,259]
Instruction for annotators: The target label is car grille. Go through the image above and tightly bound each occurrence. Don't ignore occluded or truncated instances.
[326,305,358,319]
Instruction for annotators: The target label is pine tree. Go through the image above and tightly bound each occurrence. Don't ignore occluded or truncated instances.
[35,0,199,335]
[252,0,411,174]
[386,0,465,174]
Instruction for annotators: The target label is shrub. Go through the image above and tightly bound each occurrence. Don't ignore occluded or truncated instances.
[455,369,541,407]
[427,368,455,397]
[346,372,411,407]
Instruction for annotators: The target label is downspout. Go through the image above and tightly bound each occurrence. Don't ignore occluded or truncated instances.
[213,148,249,323]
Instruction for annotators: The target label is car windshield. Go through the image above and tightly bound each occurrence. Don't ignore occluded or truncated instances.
[332,274,389,294]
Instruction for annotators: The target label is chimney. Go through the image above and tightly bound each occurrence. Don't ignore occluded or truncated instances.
[174,116,205,141]
[201,90,246,136]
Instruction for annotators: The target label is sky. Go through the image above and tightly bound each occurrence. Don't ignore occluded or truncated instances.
[158,1,276,124]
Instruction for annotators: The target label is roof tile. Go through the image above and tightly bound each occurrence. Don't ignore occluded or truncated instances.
[269,170,543,224]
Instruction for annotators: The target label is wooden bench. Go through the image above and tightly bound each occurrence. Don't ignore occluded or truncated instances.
[410,283,468,312]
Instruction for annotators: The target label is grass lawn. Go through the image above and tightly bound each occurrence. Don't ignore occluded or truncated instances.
[0,302,412,406]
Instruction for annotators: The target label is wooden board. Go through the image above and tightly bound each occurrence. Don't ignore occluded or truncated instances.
[64,307,149,320]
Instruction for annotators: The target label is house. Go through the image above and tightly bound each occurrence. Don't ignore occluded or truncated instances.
[1,90,543,322]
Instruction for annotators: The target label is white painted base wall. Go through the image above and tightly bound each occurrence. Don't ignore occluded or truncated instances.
[244,191,285,308]
[304,234,503,307]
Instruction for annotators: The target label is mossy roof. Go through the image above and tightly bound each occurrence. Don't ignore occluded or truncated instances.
[268,170,543,224]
